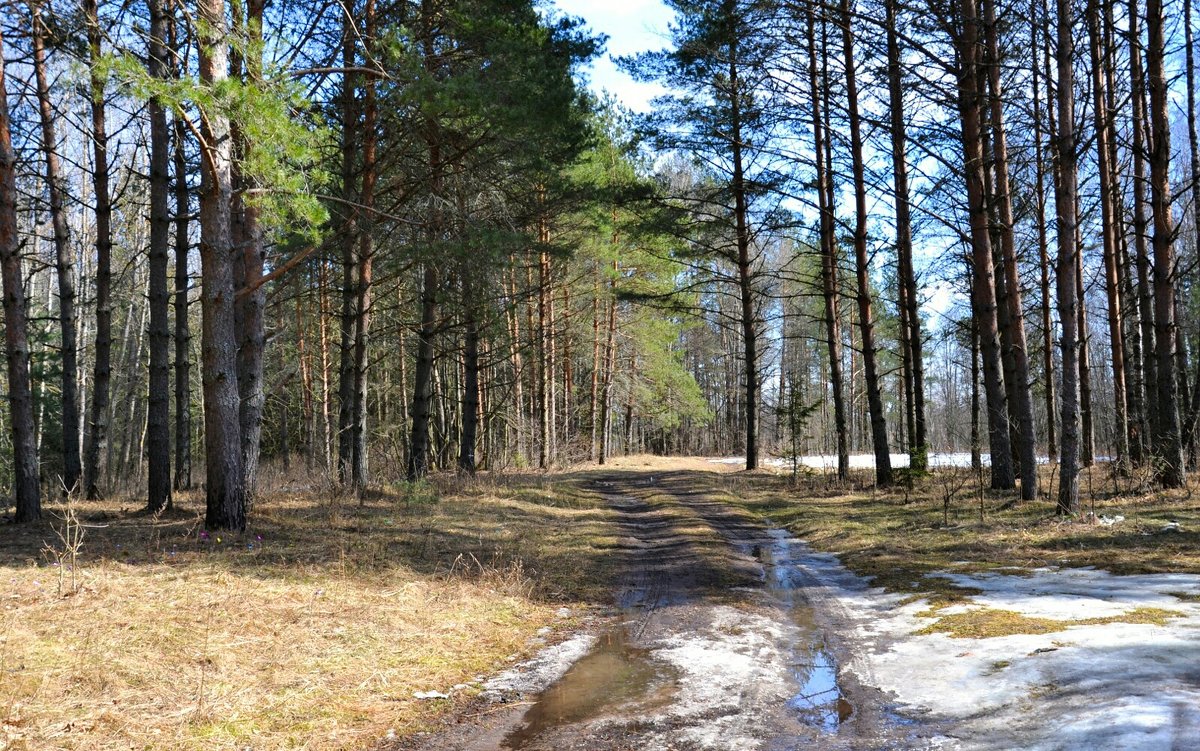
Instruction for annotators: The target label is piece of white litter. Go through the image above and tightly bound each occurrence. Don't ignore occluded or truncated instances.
[1097,515,1125,526]
[1160,522,1182,533]
[413,690,450,700]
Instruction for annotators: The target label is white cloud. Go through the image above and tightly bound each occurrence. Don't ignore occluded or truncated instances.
[549,0,676,111]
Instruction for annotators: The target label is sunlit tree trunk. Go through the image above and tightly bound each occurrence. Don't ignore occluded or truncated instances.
[956,0,1014,489]
[82,0,113,500]
[32,4,82,494]
[197,0,247,529]
[351,0,377,492]
[146,0,173,512]
[808,6,848,480]
[841,0,891,485]
[1146,0,1185,486]
[1053,0,1081,513]
[886,0,926,471]
[337,6,359,485]
[233,0,267,495]
[1033,0,1057,462]
[0,28,39,522]
[983,0,1036,497]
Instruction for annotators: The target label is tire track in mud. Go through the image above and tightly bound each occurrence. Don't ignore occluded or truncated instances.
[403,469,938,751]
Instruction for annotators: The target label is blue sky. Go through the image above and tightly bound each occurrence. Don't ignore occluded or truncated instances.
[549,0,676,111]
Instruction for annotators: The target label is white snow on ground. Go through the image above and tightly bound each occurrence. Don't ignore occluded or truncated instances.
[646,606,794,750]
[481,632,598,702]
[794,547,1200,750]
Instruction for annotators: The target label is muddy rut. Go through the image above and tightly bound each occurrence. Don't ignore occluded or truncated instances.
[401,470,936,751]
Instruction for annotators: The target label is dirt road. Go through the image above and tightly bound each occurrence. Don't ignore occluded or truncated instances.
[401,470,943,751]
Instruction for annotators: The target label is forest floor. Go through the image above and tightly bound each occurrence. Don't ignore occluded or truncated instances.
[0,469,626,750]
[4,457,1200,750]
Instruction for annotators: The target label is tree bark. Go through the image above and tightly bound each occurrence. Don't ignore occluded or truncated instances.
[31,4,82,495]
[82,0,112,500]
[458,272,480,474]
[230,0,267,496]
[841,0,891,486]
[408,264,438,480]
[729,29,759,472]
[886,0,926,471]
[1129,0,1158,457]
[808,5,848,480]
[0,28,40,522]
[1146,0,1186,486]
[1033,0,1057,462]
[198,0,247,530]
[173,114,192,491]
[337,6,359,486]
[598,263,618,465]
[955,0,1014,490]
[982,0,1036,497]
[1182,0,1200,458]
[351,0,377,492]
[146,0,173,512]
[1053,0,1081,513]
[1086,0,1129,468]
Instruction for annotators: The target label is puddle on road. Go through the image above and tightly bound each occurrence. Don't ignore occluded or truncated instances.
[501,627,678,750]
[756,529,855,732]
[502,526,853,748]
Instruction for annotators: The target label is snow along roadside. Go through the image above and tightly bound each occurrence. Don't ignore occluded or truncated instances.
[790,542,1200,750]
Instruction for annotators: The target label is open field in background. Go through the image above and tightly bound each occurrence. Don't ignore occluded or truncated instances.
[3,455,1198,749]
[0,470,627,751]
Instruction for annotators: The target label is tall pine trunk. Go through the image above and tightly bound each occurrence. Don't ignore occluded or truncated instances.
[956,0,1015,489]
[1033,0,1057,461]
[1086,0,1129,468]
[1129,0,1158,452]
[0,29,40,522]
[983,0,1036,497]
[886,0,926,471]
[458,272,480,474]
[172,10,192,491]
[233,0,267,494]
[808,6,848,480]
[727,28,758,471]
[1053,0,1081,513]
[351,0,377,492]
[82,0,112,500]
[198,0,247,530]
[337,8,359,486]
[1146,0,1186,486]
[146,0,172,512]
[841,0,891,486]
[31,5,82,494]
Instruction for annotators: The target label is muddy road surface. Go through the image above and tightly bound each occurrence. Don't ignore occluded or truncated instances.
[400,470,943,751]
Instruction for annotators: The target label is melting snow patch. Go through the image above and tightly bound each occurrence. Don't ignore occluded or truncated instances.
[795,553,1200,750]
[647,606,793,750]
[481,632,597,702]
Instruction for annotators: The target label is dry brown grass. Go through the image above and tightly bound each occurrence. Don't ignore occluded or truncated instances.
[913,606,1184,638]
[0,470,622,751]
